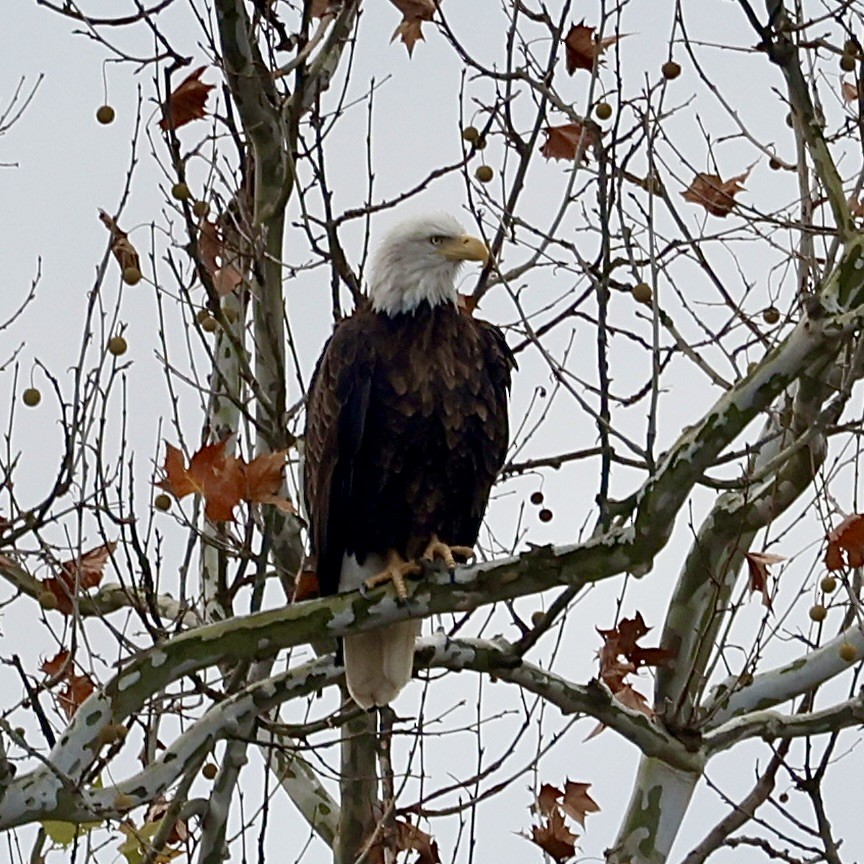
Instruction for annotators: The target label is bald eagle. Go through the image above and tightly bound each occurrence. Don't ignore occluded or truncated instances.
[304,214,514,708]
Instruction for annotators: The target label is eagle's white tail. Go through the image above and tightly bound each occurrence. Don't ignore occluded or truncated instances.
[344,620,421,709]
[340,553,420,708]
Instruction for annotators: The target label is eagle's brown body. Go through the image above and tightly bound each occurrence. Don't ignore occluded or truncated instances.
[305,302,513,595]
[303,214,513,707]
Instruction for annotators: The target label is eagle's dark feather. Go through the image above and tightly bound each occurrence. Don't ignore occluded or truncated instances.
[304,301,514,600]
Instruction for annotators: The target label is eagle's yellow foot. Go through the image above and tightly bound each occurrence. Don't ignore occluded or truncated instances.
[363,551,422,600]
[422,534,474,572]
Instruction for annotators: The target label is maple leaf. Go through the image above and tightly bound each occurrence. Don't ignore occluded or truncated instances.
[40,542,117,615]
[540,121,601,162]
[99,210,140,274]
[825,513,864,570]
[198,219,244,297]
[41,649,72,678]
[681,170,750,217]
[156,440,245,522]
[243,450,295,513]
[58,672,95,719]
[159,66,215,131]
[536,783,563,816]
[394,819,441,864]
[842,80,859,102]
[563,22,620,74]
[59,542,116,591]
[745,550,785,608]
[389,0,435,56]
[560,781,600,826]
[615,683,654,717]
[529,810,577,862]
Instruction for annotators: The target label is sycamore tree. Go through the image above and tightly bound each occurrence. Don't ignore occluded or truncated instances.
[4,0,864,862]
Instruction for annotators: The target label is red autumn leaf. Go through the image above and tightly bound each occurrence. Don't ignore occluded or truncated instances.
[560,781,600,827]
[745,550,785,609]
[40,542,117,614]
[536,783,563,816]
[825,542,845,571]
[98,210,140,274]
[563,22,620,74]
[394,819,440,864]
[598,612,670,676]
[41,649,72,678]
[825,513,864,570]
[59,542,116,591]
[615,683,654,717]
[58,672,95,719]
[681,170,750,217]
[159,66,215,131]
[156,440,245,522]
[198,219,244,297]
[243,451,289,503]
[540,121,601,162]
[529,809,577,862]
[389,0,435,56]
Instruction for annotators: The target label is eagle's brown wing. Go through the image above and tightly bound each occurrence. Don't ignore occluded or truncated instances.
[304,311,377,596]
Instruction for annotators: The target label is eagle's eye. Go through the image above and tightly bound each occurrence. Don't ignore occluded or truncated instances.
[429,235,445,246]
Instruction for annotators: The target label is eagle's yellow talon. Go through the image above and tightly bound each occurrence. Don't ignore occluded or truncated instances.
[422,535,475,571]
[363,551,422,599]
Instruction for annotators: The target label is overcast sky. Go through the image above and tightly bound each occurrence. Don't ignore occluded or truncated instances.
[2,2,864,863]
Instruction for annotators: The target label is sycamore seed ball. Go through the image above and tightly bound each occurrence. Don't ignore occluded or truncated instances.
[202,763,219,780]
[123,266,142,285]
[530,490,544,505]
[841,53,857,72]
[839,642,858,662]
[769,157,781,171]
[22,388,41,407]
[530,610,546,627]
[632,282,652,304]
[661,60,681,80]
[474,135,488,150]
[595,102,613,120]
[762,306,780,324]
[108,336,127,356]
[200,315,218,333]
[475,165,494,183]
[820,575,837,593]
[809,603,827,622]
[461,126,480,143]
[96,105,115,125]
[193,200,210,218]
[154,493,172,512]
[171,182,191,201]
[539,508,553,523]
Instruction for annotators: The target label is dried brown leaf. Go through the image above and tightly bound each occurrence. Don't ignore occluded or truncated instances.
[563,22,620,74]
[529,810,577,862]
[681,170,750,217]
[159,66,215,131]
[389,0,435,56]
[540,121,601,162]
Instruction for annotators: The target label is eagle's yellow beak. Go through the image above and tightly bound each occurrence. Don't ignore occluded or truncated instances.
[438,234,490,265]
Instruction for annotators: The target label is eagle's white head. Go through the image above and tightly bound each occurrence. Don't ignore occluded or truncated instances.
[367,213,490,315]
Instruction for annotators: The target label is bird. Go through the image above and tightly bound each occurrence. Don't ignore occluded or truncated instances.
[303,213,515,708]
